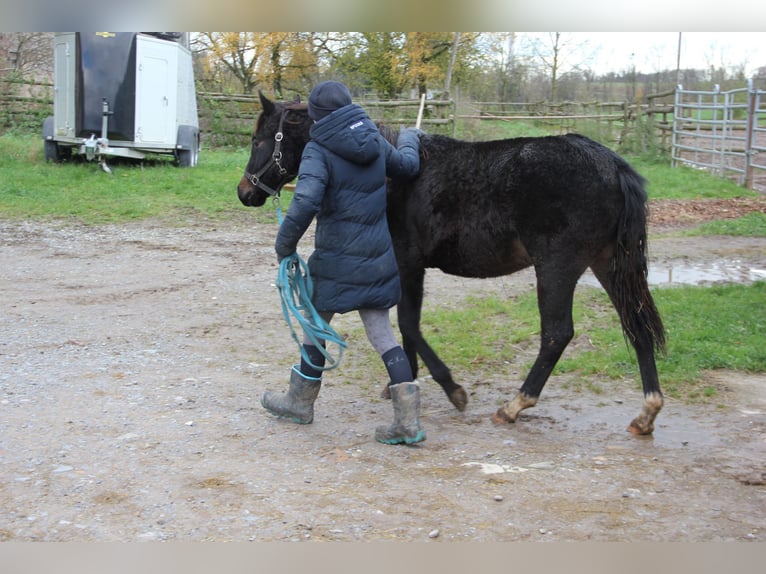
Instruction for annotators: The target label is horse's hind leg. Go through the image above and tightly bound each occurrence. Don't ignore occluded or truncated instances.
[493,267,577,425]
[590,257,663,435]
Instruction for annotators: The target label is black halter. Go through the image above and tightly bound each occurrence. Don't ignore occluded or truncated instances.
[244,109,290,197]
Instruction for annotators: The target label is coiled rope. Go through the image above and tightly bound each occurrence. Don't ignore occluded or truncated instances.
[274,196,347,371]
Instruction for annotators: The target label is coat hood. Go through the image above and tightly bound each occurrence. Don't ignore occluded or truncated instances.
[308,104,381,165]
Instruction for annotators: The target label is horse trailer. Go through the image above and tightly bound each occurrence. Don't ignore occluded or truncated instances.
[43,32,200,169]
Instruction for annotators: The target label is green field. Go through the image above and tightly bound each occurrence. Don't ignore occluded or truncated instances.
[0,133,277,224]
[1,130,762,223]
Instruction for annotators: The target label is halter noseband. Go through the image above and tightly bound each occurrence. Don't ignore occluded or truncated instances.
[244,108,291,197]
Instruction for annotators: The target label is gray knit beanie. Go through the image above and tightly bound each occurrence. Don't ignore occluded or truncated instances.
[307,81,352,120]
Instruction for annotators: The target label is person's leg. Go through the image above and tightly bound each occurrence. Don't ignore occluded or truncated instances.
[359,307,412,384]
[300,311,333,377]
[260,311,333,424]
[359,309,425,445]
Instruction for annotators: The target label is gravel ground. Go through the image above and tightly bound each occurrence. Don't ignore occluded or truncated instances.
[0,211,764,542]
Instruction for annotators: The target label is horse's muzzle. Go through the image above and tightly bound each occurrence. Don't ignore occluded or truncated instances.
[237,176,267,207]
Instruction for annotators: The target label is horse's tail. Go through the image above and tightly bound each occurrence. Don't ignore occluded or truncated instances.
[611,161,666,354]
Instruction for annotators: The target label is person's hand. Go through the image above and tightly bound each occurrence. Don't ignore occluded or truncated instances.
[402,127,425,137]
[276,250,295,264]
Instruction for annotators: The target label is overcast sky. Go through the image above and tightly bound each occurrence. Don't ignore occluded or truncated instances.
[521,32,766,77]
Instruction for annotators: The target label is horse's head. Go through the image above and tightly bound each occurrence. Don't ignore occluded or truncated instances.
[237,92,311,207]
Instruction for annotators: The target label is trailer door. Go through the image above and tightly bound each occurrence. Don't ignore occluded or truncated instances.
[135,36,178,145]
[53,33,76,138]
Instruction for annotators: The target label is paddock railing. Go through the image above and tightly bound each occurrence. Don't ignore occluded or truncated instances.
[460,91,675,155]
[672,80,766,192]
[0,77,53,131]
[197,92,456,146]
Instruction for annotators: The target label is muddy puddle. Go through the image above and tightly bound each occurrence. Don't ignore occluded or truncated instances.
[581,259,766,287]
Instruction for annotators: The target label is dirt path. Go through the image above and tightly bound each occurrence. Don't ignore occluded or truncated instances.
[1,209,764,542]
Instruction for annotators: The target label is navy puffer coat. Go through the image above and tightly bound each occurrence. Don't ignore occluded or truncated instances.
[275,103,421,313]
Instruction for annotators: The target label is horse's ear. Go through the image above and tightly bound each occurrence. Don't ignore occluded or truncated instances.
[259,91,275,115]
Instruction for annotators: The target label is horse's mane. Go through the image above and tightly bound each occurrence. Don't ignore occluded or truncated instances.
[282,101,308,125]
[375,122,399,145]
[376,121,430,160]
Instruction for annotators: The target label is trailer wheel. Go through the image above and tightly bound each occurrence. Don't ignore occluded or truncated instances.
[44,140,72,163]
[44,140,60,162]
[42,116,70,163]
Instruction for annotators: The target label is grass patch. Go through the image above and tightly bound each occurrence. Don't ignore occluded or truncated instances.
[406,283,765,402]
[554,284,766,399]
[628,157,757,200]
[0,133,287,225]
[420,294,541,369]
[687,212,766,237]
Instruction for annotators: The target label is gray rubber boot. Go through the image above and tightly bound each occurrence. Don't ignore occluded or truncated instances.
[261,366,321,424]
[375,382,426,445]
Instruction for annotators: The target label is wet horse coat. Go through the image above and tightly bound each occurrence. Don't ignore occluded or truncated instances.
[238,93,666,435]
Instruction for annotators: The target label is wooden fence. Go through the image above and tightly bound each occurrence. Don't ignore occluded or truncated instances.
[0,78,713,172]
[197,92,456,147]
[1,76,670,153]
[0,77,53,132]
[462,89,675,155]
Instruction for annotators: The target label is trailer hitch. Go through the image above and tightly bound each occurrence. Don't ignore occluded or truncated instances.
[83,99,114,173]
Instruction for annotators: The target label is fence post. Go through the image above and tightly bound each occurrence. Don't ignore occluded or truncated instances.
[671,84,682,168]
[744,79,756,190]
[620,100,630,148]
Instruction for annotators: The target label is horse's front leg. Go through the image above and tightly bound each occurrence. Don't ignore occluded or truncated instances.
[396,267,468,412]
[493,270,576,425]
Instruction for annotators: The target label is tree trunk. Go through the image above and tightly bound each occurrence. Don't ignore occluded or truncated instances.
[443,32,460,100]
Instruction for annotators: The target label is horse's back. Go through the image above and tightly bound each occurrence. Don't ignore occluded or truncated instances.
[390,132,640,276]
[416,132,638,207]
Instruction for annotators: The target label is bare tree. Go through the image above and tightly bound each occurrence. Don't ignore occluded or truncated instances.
[528,32,594,101]
[495,32,519,101]
[0,33,53,80]
[194,33,263,93]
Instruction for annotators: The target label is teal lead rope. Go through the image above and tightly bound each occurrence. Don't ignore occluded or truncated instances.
[274,195,347,371]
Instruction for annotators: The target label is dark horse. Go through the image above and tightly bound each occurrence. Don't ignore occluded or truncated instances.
[237,93,666,435]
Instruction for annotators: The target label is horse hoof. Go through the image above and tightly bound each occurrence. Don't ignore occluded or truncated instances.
[492,393,536,425]
[627,421,654,436]
[491,408,515,425]
[449,386,468,412]
[380,386,391,400]
[628,393,662,435]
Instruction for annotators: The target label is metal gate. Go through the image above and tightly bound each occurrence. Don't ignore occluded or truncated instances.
[672,79,766,191]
